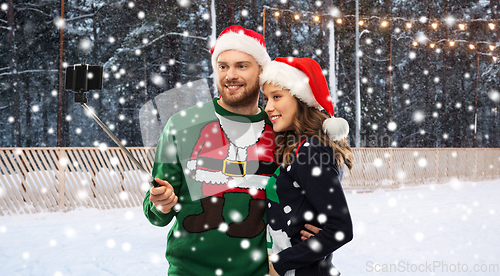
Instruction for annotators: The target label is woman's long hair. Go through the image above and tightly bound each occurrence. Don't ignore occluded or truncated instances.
[274,99,354,170]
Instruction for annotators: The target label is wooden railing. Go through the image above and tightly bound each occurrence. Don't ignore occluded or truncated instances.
[1,147,499,215]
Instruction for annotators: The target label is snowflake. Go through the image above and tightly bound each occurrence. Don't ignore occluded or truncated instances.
[396,171,406,180]
[119,191,129,201]
[218,223,228,232]
[77,190,89,200]
[252,250,262,261]
[489,90,500,102]
[335,231,345,241]
[304,211,314,221]
[80,38,92,51]
[240,239,250,249]
[373,158,383,167]
[121,242,131,252]
[318,214,327,223]
[284,205,292,214]
[418,158,427,168]
[387,121,397,131]
[178,0,191,7]
[329,267,340,275]
[64,227,76,238]
[229,210,243,222]
[54,17,65,29]
[309,239,322,252]
[312,167,321,176]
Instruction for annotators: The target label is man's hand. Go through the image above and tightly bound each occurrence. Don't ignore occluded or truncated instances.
[149,178,178,214]
[300,224,322,241]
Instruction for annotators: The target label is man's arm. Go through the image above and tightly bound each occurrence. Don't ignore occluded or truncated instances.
[143,178,178,227]
[143,118,182,227]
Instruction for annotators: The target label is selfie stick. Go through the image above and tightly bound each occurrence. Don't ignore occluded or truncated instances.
[66,60,159,187]
[80,103,157,180]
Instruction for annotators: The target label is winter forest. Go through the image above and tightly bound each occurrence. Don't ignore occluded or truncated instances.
[1,0,500,149]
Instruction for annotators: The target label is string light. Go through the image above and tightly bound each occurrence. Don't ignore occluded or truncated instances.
[263,7,500,55]
[493,56,498,62]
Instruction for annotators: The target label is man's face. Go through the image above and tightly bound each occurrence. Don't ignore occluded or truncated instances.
[216,50,261,108]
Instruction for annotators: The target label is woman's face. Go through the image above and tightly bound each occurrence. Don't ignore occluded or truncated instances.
[263,82,298,132]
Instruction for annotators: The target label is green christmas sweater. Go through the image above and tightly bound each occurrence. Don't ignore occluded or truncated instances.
[143,98,277,276]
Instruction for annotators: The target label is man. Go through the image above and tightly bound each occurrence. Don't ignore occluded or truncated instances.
[143,25,277,276]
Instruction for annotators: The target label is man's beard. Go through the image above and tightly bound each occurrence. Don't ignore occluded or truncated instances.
[217,80,260,109]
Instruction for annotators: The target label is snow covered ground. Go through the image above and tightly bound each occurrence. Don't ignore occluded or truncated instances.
[0,178,498,276]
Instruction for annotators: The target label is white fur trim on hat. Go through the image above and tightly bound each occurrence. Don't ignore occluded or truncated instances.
[323,117,349,141]
[259,60,322,109]
[211,32,271,70]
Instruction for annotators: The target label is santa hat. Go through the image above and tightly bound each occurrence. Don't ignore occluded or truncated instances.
[210,25,271,70]
[260,57,349,141]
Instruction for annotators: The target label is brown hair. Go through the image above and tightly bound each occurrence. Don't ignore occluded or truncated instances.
[274,99,354,170]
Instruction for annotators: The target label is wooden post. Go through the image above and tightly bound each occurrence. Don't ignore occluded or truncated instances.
[57,148,67,211]
[262,7,266,38]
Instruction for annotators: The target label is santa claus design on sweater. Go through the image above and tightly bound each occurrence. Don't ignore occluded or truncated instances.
[182,112,276,238]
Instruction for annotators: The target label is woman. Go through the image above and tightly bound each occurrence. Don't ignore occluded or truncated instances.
[261,57,354,276]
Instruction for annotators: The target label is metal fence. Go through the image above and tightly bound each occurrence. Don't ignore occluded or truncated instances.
[1,147,499,215]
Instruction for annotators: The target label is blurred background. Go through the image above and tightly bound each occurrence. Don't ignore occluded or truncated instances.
[1,0,499,148]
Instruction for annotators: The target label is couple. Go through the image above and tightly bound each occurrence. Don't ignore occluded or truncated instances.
[143,25,353,276]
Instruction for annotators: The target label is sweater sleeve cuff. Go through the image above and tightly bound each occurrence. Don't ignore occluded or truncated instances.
[273,252,294,276]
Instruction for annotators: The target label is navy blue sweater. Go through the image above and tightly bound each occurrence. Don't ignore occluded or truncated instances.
[266,138,353,276]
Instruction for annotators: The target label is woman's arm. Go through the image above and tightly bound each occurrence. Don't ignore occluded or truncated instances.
[271,143,353,275]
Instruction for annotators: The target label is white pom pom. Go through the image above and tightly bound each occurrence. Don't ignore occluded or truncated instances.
[323,117,349,141]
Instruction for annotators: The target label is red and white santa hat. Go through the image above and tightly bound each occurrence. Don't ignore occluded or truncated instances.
[210,25,271,70]
[260,57,349,141]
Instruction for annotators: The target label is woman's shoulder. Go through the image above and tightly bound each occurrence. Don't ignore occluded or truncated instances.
[295,137,332,155]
